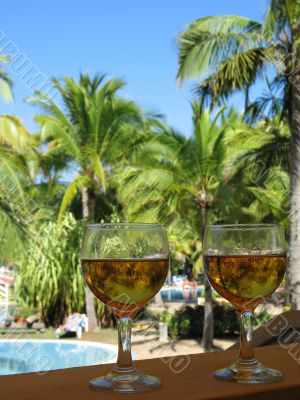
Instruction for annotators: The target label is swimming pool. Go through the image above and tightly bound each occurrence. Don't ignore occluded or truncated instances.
[0,339,117,375]
[159,287,204,303]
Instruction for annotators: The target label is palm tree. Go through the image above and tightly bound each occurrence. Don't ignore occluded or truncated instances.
[115,105,250,350]
[0,116,39,223]
[0,116,40,262]
[177,0,300,308]
[0,55,13,102]
[29,73,143,331]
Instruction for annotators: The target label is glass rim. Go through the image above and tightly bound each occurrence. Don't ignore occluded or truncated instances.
[205,223,284,231]
[85,222,165,231]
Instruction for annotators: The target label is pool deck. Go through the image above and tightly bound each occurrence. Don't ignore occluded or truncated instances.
[82,330,235,360]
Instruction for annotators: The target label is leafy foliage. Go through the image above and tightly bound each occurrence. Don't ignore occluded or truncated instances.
[176,3,297,120]
[29,73,145,223]
[115,106,272,274]
[0,116,43,263]
[0,55,13,102]
[160,303,240,339]
[15,214,86,326]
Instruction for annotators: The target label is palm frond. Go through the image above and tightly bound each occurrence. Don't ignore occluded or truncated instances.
[41,119,81,161]
[88,152,107,192]
[0,70,13,102]
[177,15,263,83]
[194,46,275,107]
[58,175,94,225]
[28,92,73,131]
[0,115,36,153]
[264,0,289,37]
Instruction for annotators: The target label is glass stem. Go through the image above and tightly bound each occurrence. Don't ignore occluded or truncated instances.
[236,312,258,371]
[114,317,135,373]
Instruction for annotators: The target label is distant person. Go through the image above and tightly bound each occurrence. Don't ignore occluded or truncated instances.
[55,313,87,338]
[182,278,190,289]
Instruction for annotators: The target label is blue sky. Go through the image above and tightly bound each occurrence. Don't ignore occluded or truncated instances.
[0,0,268,136]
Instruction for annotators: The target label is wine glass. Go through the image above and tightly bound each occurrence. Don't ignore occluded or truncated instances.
[80,223,169,393]
[203,224,286,383]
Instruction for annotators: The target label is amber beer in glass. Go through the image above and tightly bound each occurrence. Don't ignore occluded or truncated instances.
[203,224,287,383]
[81,258,168,318]
[81,223,169,393]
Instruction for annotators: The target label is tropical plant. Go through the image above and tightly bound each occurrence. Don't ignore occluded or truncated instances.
[0,55,13,102]
[28,73,144,330]
[223,116,290,228]
[115,105,253,350]
[0,116,41,263]
[160,304,239,340]
[15,214,85,326]
[176,0,300,308]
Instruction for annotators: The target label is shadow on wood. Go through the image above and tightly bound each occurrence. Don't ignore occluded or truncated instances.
[228,310,300,350]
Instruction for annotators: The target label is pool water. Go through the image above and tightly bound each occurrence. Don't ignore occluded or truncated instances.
[160,288,204,303]
[0,340,117,375]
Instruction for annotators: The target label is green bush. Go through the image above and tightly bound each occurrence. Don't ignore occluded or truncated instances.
[161,303,276,339]
[161,303,240,339]
[15,214,85,326]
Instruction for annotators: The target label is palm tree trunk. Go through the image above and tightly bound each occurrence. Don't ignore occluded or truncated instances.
[199,205,214,351]
[245,86,250,111]
[82,187,89,219]
[202,278,213,351]
[289,28,300,310]
[82,186,98,332]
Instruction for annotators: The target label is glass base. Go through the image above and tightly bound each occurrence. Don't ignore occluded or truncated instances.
[89,367,161,393]
[214,361,283,384]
